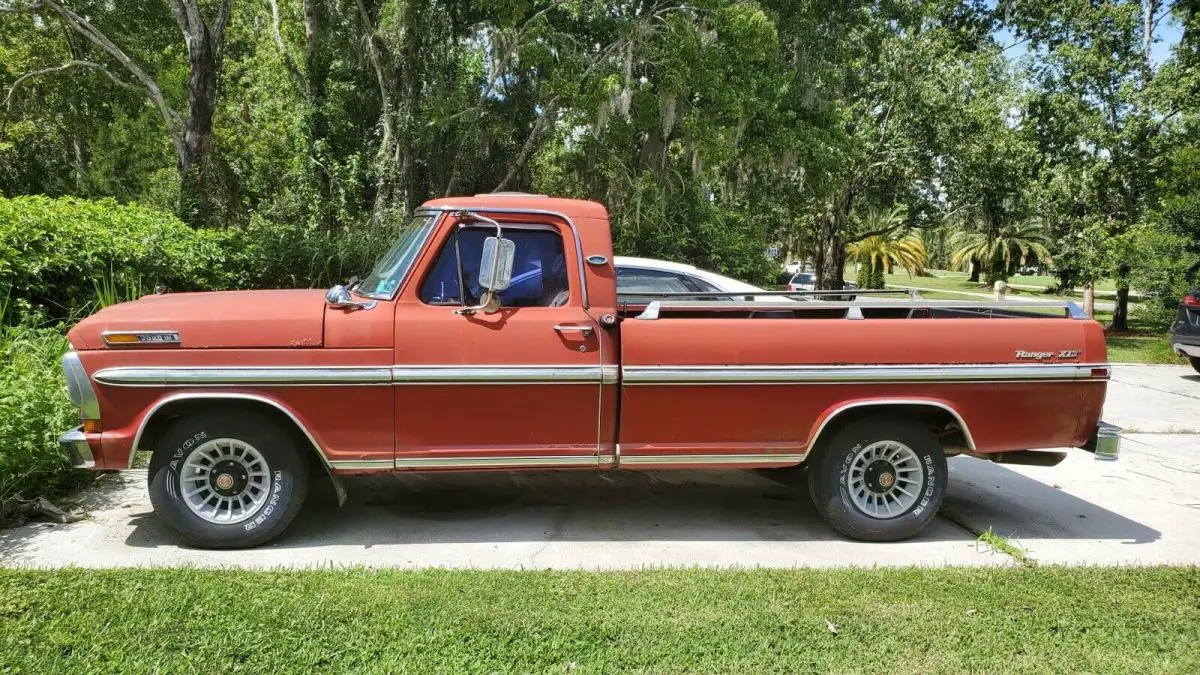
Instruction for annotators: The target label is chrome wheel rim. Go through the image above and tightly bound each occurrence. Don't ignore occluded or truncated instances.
[845,441,924,519]
[179,438,271,524]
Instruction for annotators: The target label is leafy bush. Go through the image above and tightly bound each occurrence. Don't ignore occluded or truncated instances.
[0,322,84,505]
[0,195,397,323]
[217,215,394,291]
[0,195,229,320]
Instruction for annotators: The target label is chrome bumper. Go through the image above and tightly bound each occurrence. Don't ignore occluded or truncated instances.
[59,427,95,469]
[1083,422,1121,461]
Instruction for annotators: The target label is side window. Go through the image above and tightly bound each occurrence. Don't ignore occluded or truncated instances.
[420,227,570,307]
[681,275,732,301]
[616,267,693,304]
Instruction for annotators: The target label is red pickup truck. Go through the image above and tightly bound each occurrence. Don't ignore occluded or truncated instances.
[59,194,1121,548]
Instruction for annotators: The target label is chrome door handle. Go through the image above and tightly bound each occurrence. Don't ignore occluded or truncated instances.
[554,324,594,337]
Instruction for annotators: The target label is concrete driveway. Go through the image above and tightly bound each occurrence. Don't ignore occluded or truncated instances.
[2,364,1197,569]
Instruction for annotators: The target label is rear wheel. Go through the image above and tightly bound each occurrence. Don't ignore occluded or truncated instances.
[148,409,309,549]
[807,415,947,542]
[1189,356,1200,375]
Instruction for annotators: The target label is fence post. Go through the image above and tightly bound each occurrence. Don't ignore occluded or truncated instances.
[993,280,1007,301]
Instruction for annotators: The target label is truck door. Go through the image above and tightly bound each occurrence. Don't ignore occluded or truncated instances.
[391,213,605,469]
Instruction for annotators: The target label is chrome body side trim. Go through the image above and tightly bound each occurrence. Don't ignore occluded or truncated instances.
[807,399,977,452]
[96,365,613,387]
[394,455,599,469]
[619,453,804,466]
[425,205,591,308]
[94,363,1106,388]
[391,365,605,385]
[328,459,395,470]
[61,350,101,419]
[621,363,1108,385]
[59,427,95,469]
[95,367,393,387]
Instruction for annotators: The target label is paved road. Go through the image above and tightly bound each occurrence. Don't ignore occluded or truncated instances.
[2,365,1197,569]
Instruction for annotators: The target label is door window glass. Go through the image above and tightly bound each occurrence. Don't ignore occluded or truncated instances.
[421,228,570,307]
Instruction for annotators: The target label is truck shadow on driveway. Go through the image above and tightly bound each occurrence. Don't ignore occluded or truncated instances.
[115,461,1160,551]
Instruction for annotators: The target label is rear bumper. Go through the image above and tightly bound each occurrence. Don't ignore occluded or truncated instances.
[1172,342,1200,357]
[1082,422,1121,461]
[1170,327,1200,356]
[59,427,95,469]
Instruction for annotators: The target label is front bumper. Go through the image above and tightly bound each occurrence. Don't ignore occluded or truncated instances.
[1082,422,1121,461]
[59,427,95,469]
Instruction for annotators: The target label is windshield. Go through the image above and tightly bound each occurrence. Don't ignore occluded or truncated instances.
[355,213,437,298]
[791,273,814,284]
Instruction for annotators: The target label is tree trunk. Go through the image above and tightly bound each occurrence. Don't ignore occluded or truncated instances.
[968,257,981,283]
[1108,281,1128,331]
[813,213,845,290]
[178,30,219,223]
[304,0,333,226]
[171,0,230,226]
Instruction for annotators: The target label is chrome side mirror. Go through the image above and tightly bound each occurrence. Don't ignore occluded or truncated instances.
[325,284,376,311]
[478,236,515,292]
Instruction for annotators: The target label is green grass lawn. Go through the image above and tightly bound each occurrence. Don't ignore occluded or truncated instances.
[2,567,1198,672]
[860,268,1123,300]
[879,272,1086,303]
[1106,335,1186,364]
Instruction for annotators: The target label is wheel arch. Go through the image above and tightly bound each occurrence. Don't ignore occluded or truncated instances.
[804,398,976,459]
[131,392,347,505]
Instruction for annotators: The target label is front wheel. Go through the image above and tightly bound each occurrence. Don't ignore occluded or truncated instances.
[807,415,947,542]
[1188,356,1200,375]
[148,409,309,549]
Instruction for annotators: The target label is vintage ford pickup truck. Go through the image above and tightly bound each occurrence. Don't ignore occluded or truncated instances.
[59,194,1121,548]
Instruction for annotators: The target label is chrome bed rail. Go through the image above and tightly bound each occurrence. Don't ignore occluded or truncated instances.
[632,298,1090,321]
[619,288,919,300]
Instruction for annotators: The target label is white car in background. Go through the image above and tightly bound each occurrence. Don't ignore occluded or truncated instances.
[615,256,782,304]
[787,271,816,291]
[788,271,858,294]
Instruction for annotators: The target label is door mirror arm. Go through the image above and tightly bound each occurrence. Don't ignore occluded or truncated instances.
[452,210,515,316]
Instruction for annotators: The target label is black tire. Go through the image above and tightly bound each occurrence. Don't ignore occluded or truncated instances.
[1189,356,1200,375]
[807,415,947,542]
[148,409,309,549]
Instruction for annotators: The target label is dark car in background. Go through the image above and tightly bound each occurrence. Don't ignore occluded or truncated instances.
[1169,288,1200,374]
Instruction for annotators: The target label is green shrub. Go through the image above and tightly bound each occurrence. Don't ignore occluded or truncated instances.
[217,215,394,291]
[0,195,230,321]
[0,322,86,504]
[0,195,398,323]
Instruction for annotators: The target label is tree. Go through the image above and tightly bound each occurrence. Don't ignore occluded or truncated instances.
[1000,0,1179,329]
[847,230,928,289]
[4,0,231,224]
[949,222,1052,281]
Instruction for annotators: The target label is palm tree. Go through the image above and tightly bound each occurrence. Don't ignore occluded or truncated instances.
[846,231,927,289]
[950,222,1052,283]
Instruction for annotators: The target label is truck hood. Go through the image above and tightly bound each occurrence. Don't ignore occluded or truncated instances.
[68,289,326,349]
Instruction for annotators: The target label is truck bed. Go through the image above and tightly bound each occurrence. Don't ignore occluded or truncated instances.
[614,294,1109,466]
